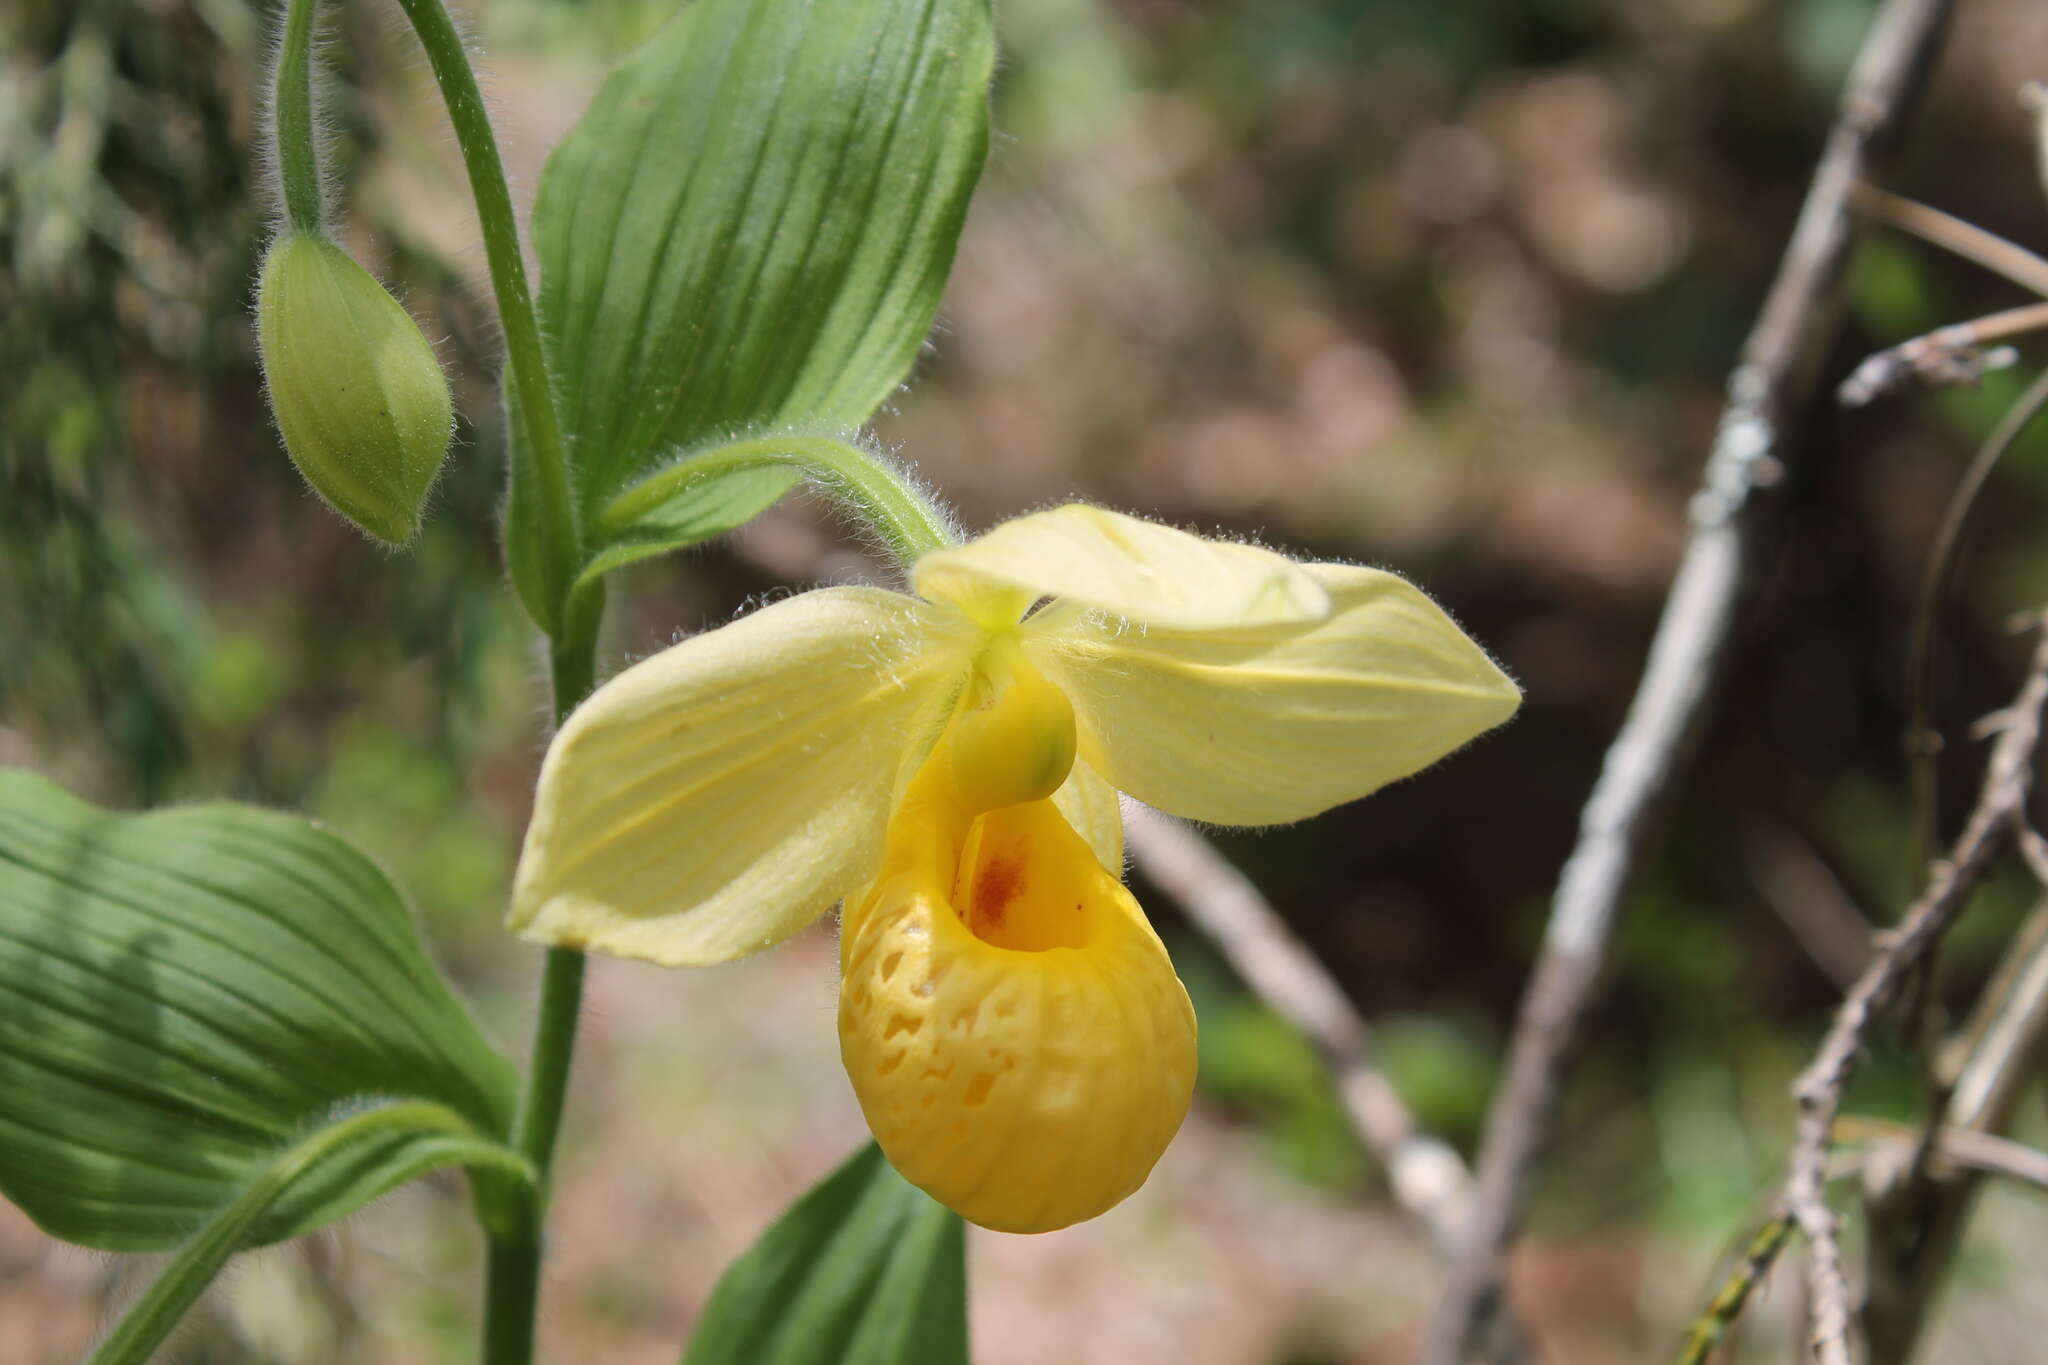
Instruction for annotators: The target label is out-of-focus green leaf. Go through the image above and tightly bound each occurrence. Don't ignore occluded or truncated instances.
[0,769,516,1252]
[522,0,991,611]
[88,1101,531,1365]
[682,1142,968,1365]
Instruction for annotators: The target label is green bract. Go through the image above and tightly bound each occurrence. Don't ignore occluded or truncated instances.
[256,232,454,544]
[505,0,994,633]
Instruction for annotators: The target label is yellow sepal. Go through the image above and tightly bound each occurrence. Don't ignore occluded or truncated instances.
[1026,562,1521,826]
[914,504,1330,632]
[508,587,969,965]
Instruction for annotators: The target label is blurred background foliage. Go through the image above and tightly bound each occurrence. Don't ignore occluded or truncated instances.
[7,0,2048,1360]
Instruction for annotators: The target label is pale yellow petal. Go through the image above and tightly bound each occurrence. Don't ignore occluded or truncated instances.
[1051,757,1124,874]
[914,503,1329,631]
[509,587,971,965]
[1026,563,1519,826]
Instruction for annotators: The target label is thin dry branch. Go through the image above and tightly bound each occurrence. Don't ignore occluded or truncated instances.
[1838,300,2048,407]
[1854,184,2048,298]
[1783,626,2048,1365]
[1122,808,1547,1359]
[1122,807,1477,1251]
[1745,828,1875,991]
[1903,368,2048,861]
[1928,1127,2048,1192]
[1858,895,2048,1364]
[1419,2,1957,1359]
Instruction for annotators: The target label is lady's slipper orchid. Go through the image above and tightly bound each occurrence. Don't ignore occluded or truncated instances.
[509,503,1518,1231]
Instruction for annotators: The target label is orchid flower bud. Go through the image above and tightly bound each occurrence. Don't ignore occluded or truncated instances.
[255,232,453,544]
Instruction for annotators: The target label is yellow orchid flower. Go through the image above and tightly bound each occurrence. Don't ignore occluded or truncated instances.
[508,503,1519,1232]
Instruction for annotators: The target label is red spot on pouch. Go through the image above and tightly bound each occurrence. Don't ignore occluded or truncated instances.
[972,853,1024,933]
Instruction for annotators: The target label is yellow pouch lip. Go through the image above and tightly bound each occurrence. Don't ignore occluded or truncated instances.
[839,745,1197,1234]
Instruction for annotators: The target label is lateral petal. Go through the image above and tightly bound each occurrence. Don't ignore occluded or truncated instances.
[509,586,971,965]
[914,504,1329,631]
[1026,563,1519,826]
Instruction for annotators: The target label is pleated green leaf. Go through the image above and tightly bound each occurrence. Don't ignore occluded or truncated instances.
[682,1143,968,1365]
[0,769,517,1252]
[519,0,992,622]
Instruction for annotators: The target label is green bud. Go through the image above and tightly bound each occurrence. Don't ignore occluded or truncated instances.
[256,232,454,544]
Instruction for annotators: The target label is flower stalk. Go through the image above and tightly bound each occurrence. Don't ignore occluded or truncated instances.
[374,3,597,1358]
[270,0,323,233]
[389,0,579,619]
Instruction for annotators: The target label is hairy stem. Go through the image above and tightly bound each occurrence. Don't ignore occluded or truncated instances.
[390,0,579,610]
[270,0,323,233]
[379,6,597,1358]
[476,601,607,1363]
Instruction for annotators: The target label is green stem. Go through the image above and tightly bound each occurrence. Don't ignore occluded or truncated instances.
[601,434,961,568]
[271,0,323,233]
[475,622,606,1365]
[517,948,589,1176]
[382,7,597,1358]
[389,0,579,595]
[548,599,601,725]
[479,1233,542,1365]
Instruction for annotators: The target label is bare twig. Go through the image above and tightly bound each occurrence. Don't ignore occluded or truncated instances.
[1904,369,2048,863]
[1745,828,1876,990]
[1783,626,2048,1365]
[1123,807,1545,1359]
[1858,896,2048,1364]
[1419,3,1958,1360]
[1926,1126,2048,1192]
[1673,1215,1794,1365]
[2015,824,2048,885]
[1854,184,2048,299]
[1838,300,2048,407]
[1944,904,2048,1128]
[1123,807,1478,1252]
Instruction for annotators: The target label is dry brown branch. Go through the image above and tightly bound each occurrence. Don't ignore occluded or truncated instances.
[1419,2,1958,1359]
[1854,184,2048,299]
[1122,808,1476,1251]
[1857,896,2048,1365]
[1903,369,2048,863]
[1123,807,1542,1361]
[1745,828,1875,990]
[2015,824,2048,885]
[1924,1127,2048,1192]
[1839,300,2048,407]
[1783,626,2048,1365]
[1941,903,2048,1128]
